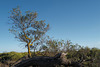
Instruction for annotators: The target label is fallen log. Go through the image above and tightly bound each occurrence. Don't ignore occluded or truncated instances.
[13,53,80,67]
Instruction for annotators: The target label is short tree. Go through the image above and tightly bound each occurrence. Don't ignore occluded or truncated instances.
[9,7,49,57]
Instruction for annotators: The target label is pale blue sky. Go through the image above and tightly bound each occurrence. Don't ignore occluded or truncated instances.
[0,0,100,53]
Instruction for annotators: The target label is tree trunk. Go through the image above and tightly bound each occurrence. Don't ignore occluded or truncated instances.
[28,43,31,58]
[34,48,35,56]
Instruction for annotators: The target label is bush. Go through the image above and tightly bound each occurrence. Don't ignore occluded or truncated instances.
[0,52,28,62]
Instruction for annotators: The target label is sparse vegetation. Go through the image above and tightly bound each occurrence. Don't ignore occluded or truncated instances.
[0,40,100,67]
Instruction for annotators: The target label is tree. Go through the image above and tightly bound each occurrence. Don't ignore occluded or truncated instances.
[9,7,49,58]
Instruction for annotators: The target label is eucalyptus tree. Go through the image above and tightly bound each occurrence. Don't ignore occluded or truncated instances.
[9,7,49,57]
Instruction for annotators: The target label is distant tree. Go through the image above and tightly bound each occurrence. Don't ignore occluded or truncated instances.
[9,7,49,57]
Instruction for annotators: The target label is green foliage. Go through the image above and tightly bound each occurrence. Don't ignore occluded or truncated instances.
[0,52,28,61]
[38,39,100,67]
[0,45,100,67]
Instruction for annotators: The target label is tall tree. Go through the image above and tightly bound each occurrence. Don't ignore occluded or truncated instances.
[9,7,49,57]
